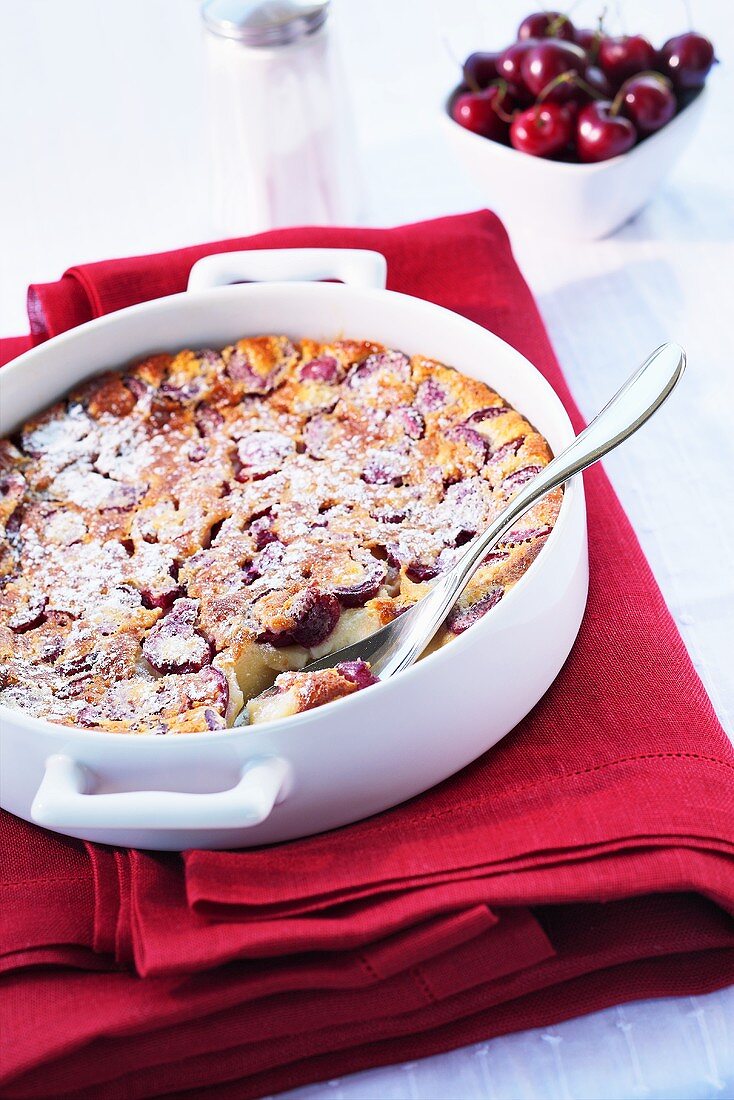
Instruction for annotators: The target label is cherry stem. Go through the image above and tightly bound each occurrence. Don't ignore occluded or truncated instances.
[441,32,463,75]
[536,69,605,105]
[609,90,623,116]
[536,71,575,104]
[586,8,607,63]
[488,79,516,123]
[547,12,572,37]
[682,0,694,32]
[634,69,673,85]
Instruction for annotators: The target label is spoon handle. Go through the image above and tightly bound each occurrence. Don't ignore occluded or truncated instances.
[446,342,687,595]
[376,342,686,679]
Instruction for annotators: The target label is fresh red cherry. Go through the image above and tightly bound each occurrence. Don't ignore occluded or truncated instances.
[584,64,613,98]
[575,27,600,54]
[618,73,676,136]
[597,35,657,87]
[518,11,575,42]
[497,40,536,103]
[576,100,637,162]
[463,51,501,90]
[451,85,514,142]
[560,98,582,125]
[658,33,716,90]
[510,103,573,157]
[520,39,587,100]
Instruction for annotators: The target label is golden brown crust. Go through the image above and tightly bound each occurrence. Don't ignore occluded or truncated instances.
[0,337,561,732]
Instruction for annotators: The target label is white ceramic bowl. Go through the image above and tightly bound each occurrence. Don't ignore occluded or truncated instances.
[0,248,588,850]
[440,88,707,240]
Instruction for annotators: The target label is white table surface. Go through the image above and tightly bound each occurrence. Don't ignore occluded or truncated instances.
[1,1,732,1097]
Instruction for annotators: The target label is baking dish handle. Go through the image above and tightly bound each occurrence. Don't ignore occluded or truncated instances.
[31,754,291,831]
[187,248,388,293]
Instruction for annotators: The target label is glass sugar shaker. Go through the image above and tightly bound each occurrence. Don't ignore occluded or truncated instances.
[202,0,361,235]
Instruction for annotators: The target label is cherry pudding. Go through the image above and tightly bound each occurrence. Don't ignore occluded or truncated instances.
[0,337,561,732]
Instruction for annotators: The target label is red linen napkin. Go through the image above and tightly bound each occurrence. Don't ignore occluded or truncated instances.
[1,211,733,1100]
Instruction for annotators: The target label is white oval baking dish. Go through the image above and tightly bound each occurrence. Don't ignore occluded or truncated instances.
[0,249,588,850]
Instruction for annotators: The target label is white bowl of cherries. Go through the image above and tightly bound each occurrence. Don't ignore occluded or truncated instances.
[441,11,716,240]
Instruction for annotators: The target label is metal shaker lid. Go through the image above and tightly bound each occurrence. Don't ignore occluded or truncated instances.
[202,0,330,47]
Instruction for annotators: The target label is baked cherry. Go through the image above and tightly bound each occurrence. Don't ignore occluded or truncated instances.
[447,586,503,634]
[405,560,441,583]
[194,401,224,437]
[520,39,587,100]
[123,374,149,402]
[235,430,294,481]
[618,73,676,136]
[204,709,226,731]
[258,588,340,649]
[445,425,490,464]
[462,51,501,90]
[487,437,524,468]
[139,566,184,610]
[576,100,637,161]
[336,660,379,690]
[198,666,229,716]
[347,350,410,386]
[465,405,508,424]
[501,525,553,546]
[302,413,333,459]
[658,32,716,91]
[451,85,514,142]
[330,551,386,607]
[597,35,657,87]
[414,378,448,413]
[142,598,211,675]
[249,513,278,550]
[502,465,543,491]
[0,470,25,518]
[391,406,425,439]
[361,449,410,486]
[9,593,47,633]
[518,11,575,42]
[510,102,573,157]
[298,356,340,383]
[227,351,280,395]
[290,591,340,648]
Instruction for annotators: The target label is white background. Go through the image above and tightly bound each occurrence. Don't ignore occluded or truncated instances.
[1,1,732,1097]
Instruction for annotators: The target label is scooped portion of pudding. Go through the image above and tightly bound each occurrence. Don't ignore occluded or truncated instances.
[246,660,379,725]
[0,335,560,733]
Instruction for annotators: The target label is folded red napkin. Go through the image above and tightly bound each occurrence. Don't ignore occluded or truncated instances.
[1,211,732,1100]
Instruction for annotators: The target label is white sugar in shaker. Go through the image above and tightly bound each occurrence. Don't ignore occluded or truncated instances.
[202,0,361,235]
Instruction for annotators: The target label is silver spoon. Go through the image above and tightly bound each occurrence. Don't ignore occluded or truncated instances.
[305,343,686,681]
